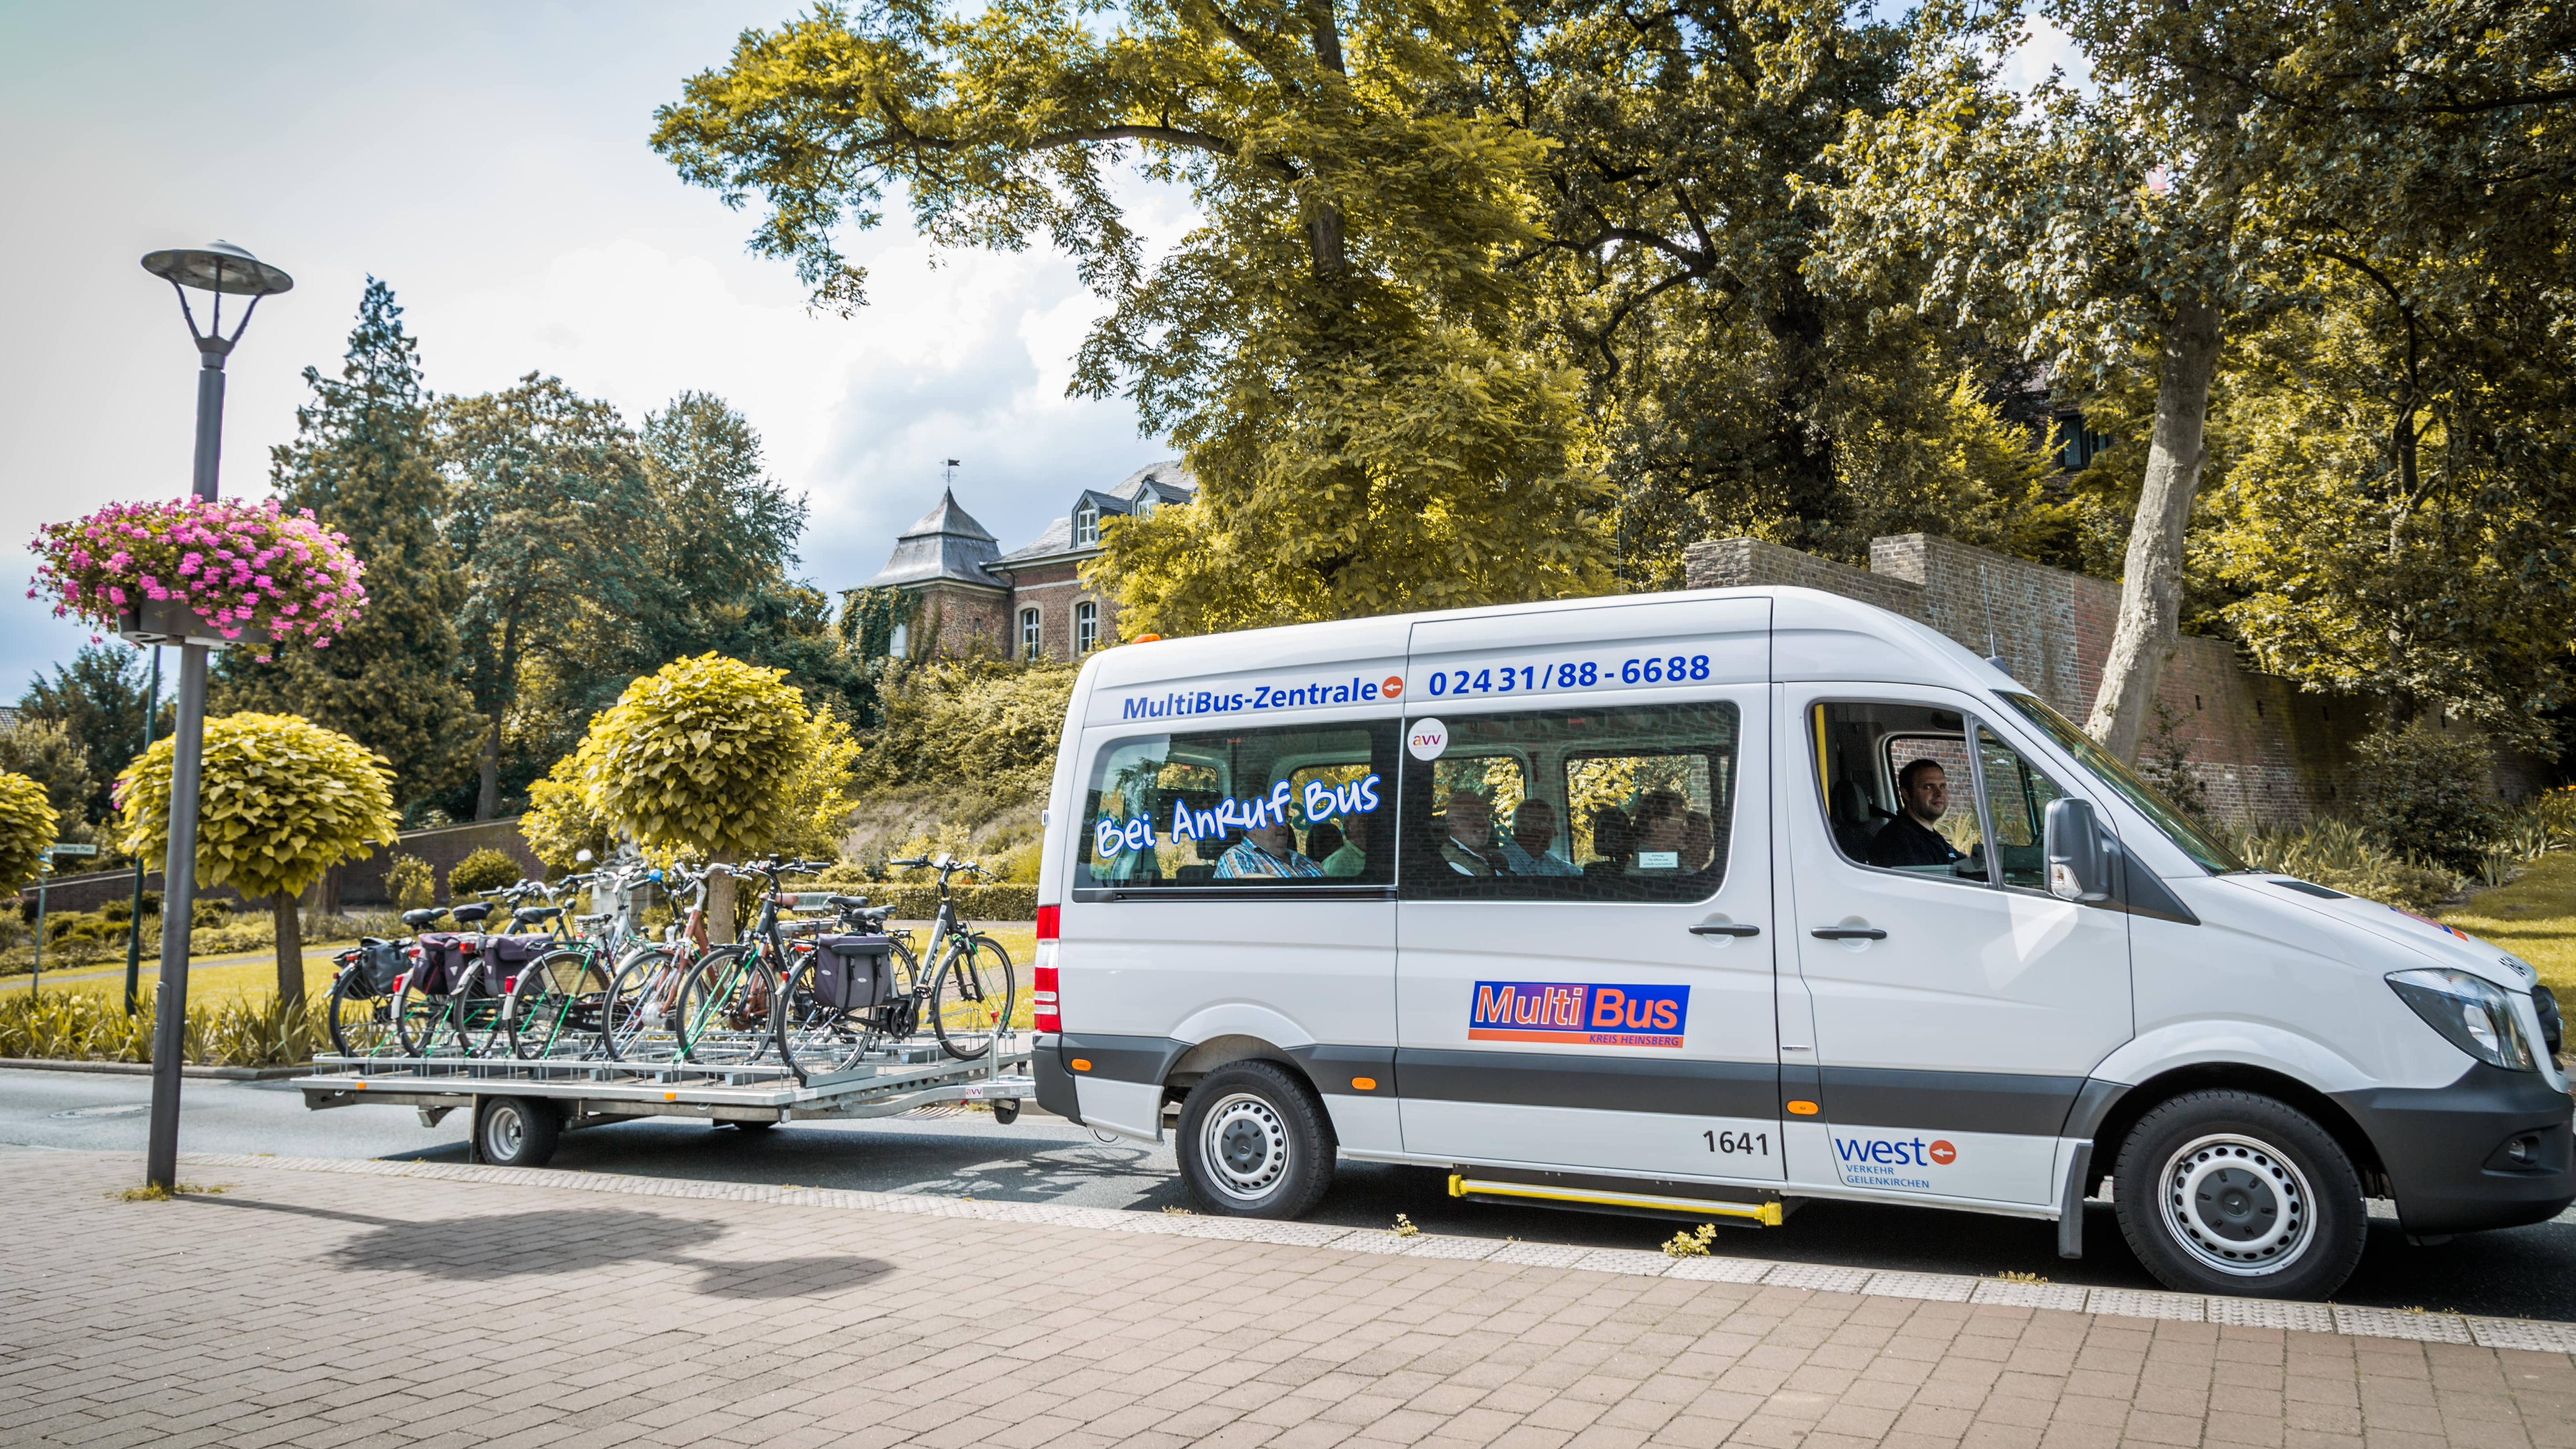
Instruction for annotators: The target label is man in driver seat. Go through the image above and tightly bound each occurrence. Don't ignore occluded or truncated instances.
[1868,758,1967,869]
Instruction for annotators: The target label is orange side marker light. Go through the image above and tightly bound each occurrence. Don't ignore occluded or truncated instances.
[1351,1077,1378,1092]
[1786,1100,1820,1116]
[1070,1058,1092,1072]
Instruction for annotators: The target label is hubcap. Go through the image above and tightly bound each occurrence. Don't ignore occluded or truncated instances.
[1199,1091,1291,1203]
[2160,1133,2314,1276]
[489,1106,524,1161]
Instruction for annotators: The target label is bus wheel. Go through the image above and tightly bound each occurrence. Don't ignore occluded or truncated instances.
[2112,1089,2366,1299]
[1176,1061,1334,1219]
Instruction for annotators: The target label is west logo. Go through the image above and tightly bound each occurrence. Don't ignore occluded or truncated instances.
[1832,1135,1960,1169]
[1468,981,1688,1047]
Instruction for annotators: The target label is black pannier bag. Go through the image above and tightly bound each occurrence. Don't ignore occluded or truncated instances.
[814,935,893,1012]
[350,938,406,998]
[412,933,472,994]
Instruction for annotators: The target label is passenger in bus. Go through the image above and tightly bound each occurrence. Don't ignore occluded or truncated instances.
[1867,759,1967,869]
[1438,790,1501,876]
[1305,820,1344,870]
[1500,799,1580,876]
[1682,809,1717,873]
[1214,814,1324,878]
[1631,792,1689,870]
[1320,812,1370,877]
[1584,805,1632,877]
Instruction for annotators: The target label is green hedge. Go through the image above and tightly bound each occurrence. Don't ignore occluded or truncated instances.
[819,883,1039,923]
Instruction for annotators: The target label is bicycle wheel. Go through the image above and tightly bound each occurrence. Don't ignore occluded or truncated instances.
[326,967,396,1059]
[454,960,510,1058]
[776,951,878,1078]
[507,948,609,1061]
[391,979,459,1058]
[929,934,1017,1061]
[602,948,685,1062]
[674,946,773,1065]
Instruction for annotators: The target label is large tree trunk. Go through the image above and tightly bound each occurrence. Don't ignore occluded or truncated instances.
[271,890,305,1006]
[2086,297,2224,762]
[475,722,501,821]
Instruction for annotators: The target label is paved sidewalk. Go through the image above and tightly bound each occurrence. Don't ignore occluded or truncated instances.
[5,1151,2574,1449]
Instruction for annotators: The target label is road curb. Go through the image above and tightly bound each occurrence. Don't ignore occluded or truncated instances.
[176,1148,2576,1352]
[1,1058,312,1081]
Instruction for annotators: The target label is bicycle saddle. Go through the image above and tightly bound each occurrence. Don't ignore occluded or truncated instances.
[826,894,871,909]
[450,903,493,924]
[399,908,445,929]
[513,905,563,924]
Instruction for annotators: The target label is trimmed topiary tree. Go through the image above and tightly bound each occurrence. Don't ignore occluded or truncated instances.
[118,713,397,1004]
[582,653,857,940]
[0,770,60,898]
[522,734,616,871]
[444,847,522,899]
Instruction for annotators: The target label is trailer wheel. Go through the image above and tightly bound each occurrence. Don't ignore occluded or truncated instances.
[1176,1060,1334,1218]
[2112,1089,2366,1299]
[477,1096,560,1168]
[992,1100,1020,1125]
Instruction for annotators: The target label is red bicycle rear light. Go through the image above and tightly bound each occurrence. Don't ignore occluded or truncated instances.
[1035,904,1060,941]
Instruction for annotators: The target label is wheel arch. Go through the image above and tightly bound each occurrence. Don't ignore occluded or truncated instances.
[1167,1033,1313,1099]
[2083,1063,2391,1197]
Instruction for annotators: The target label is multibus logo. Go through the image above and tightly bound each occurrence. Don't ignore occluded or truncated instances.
[1467,981,1688,1048]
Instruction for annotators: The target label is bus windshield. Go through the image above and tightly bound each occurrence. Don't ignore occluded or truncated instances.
[1994,692,2249,875]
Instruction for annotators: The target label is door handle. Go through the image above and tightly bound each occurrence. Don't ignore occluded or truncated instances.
[1810,926,1887,941]
[1689,923,1761,937]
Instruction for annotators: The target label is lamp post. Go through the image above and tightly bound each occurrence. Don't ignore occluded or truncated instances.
[122,646,161,1016]
[136,240,292,1192]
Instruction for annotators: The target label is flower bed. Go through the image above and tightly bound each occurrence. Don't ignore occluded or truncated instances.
[28,498,366,658]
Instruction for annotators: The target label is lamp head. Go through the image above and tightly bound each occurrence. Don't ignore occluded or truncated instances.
[141,240,293,297]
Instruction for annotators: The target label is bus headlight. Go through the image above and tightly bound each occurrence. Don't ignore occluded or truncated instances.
[2388,968,2538,1071]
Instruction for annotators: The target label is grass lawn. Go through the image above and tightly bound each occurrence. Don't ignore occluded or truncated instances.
[2442,851,2576,998]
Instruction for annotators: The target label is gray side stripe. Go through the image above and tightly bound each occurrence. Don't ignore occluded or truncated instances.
[1818,1066,2086,1136]
[1396,1048,1777,1118]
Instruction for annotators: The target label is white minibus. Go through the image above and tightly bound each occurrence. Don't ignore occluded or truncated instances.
[1026,586,2571,1299]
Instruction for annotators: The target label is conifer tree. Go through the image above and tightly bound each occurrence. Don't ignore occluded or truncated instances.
[216,279,476,808]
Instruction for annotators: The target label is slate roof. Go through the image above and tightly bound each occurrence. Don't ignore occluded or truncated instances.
[859,489,1007,590]
[993,460,1196,570]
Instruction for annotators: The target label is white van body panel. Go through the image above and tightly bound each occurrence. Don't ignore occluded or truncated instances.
[1039,583,2575,1246]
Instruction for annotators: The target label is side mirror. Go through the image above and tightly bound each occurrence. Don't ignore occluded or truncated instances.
[2044,797,2112,903]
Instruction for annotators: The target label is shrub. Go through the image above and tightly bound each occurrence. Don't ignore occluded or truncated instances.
[384,854,434,911]
[2355,721,2502,874]
[446,847,523,899]
[2225,817,2458,914]
[858,660,1077,815]
[0,989,327,1067]
[0,769,57,895]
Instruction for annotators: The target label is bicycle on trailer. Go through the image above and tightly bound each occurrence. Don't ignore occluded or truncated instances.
[889,853,1019,1062]
[389,881,563,1058]
[325,905,451,1058]
[773,892,905,1079]
[502,860,655,1061]
[664,858,835,1066]
[601,863,718,1063]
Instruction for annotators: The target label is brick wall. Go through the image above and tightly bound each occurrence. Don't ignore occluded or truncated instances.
[1685,532,2397,826]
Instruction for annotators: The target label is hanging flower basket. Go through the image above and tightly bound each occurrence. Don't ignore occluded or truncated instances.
[27,498,367,659]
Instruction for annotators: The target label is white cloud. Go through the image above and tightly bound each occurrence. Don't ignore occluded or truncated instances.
[2000,16,2094,95]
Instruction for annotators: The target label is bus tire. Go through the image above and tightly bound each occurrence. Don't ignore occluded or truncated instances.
[477,1096,561,1169]
[2112,1089,2367,1300]
[1176,1060,1335,1219]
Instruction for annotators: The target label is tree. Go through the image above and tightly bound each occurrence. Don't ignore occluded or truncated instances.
[581,654,857,938]
[437,374,656,819]
[215,280,478,808]
[653,0,1613,636]
[0,771,58,896]
[0,717,94,837]
[17,644,159,824]
[116,713,398,1004]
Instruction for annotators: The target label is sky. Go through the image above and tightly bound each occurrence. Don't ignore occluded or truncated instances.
[0,1,1190,697]
[0,2,2085,701]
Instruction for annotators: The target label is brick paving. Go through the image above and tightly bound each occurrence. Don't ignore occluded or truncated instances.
[5,1150,2574,1449]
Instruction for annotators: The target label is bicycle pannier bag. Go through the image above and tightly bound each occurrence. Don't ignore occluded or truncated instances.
[354,938,406,997]
[489,933,554,966]
[815,934,892,1011]
[412,933,471,993]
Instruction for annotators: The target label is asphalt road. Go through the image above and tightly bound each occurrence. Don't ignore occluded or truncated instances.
[8,1064,2575,1322]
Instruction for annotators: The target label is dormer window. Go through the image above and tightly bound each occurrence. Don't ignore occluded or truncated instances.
[1133,495,1155,520]
[1074,502,1100,547]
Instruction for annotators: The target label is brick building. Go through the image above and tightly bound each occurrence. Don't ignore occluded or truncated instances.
[858,461,1196,660]
[1686,530,2535,826]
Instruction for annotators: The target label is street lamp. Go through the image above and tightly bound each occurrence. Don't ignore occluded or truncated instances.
[135,239,292,1192]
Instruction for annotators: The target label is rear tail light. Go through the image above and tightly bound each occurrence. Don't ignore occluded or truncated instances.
[391,972,408,994]
[1035,904,1059,941]
[1033,948,1060,1034]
